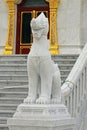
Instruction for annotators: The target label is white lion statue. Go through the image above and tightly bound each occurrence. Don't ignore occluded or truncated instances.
[24,12,61,104]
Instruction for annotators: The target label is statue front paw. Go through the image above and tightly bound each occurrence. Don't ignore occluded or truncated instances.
[36,96,50,104]
[51,97,61,104]
[24,96,36,104]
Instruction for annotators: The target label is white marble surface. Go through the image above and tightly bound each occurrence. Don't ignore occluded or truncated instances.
[80,0,87,45]
[57,0,84,54]
[13,103,71,118]
[24,13,61,104]
[7,103,75,130]
[0,0,8,54]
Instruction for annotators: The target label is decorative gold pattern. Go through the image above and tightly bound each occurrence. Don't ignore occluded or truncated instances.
[3,0,18,54]
[46,0,60,54]
[32,10,36,18]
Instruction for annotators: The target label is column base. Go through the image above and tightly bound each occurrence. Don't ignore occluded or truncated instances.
[3,45,12,55]
[50,44,59,55]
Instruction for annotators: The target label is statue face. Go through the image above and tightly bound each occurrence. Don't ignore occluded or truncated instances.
[30,13,49,40]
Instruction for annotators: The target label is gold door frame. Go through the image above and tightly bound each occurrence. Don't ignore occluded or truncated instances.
[3,0,60,55]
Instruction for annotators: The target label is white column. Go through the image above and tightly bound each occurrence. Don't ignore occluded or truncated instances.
[80,0,87,47]
[0,0,8,54]
[57,0,82,54]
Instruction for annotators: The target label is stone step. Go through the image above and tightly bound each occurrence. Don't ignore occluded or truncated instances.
[0,97,24,104]
[0,87,28,92]
[0,70,27,75]
[0,55,27,60]
[0,110,14,118]
[0,80,28,86]
[61,75,68,83]
[53,59,77,64]
[0,64,26,71]
[0,104,18,111]
[0,124,8,130]
[0,59,26,64]
[59,64,73,70]
[52,54,78,59]
[60,70,70,75]
[0,91,28,98]
[0,117,8,124]
[0,75,27,80]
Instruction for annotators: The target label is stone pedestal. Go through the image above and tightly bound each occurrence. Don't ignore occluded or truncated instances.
[7,103,75,130]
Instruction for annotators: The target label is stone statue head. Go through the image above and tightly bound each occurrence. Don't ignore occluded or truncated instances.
[30,12,49,39]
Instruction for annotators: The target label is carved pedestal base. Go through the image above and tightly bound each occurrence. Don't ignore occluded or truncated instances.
[7,103,75,130]
[3,45,13,55]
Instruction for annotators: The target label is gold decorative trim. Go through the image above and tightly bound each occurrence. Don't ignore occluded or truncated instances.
[46,0,60,54]
[3,0,19,54]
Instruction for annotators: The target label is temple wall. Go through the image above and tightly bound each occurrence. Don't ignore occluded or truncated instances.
[0,0,8,54]
[0,0,87,54]
[57,0,82,54]
[80,0,87,46]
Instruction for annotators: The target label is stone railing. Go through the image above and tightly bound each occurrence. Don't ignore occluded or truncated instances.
[61,43,87,130]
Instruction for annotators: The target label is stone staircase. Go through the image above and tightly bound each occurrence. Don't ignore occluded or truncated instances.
[0,54,78,130]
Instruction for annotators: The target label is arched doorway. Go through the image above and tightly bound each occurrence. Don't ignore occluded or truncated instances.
[16,0,49,54]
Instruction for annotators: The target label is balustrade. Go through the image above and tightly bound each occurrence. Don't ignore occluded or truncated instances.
[61,43,87,130]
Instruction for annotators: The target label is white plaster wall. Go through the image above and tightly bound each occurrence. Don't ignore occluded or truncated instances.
[0,0,8,54]
[57,0,82,54]
[80,0,87,47]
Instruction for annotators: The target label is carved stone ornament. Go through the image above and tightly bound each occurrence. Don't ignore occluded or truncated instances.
[24,12,61,104]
